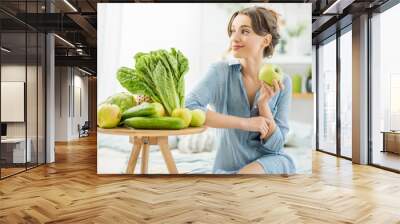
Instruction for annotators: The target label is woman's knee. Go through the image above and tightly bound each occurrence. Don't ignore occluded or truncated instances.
[257,155,296,174]
[237,161,265,174]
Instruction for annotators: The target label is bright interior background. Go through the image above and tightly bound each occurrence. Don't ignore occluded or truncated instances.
[98,3,312,123]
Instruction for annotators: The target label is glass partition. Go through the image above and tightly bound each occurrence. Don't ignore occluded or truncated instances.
[0,1,46,179]
[1,31,28,177]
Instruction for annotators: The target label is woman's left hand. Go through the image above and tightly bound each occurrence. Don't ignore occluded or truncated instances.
[258,80,284,105]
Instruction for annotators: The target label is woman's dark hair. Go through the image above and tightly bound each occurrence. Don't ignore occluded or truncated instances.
[227,6,281,58]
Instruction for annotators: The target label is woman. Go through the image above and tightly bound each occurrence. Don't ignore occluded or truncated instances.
[185,6,295,174]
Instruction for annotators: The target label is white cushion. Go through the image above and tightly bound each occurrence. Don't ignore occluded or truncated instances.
[177,129,216,153]
[285,121,313,147]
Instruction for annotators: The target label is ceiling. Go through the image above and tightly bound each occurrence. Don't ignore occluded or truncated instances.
[309,0,391,44]
[0,0,99,74]
[0,0,394,74]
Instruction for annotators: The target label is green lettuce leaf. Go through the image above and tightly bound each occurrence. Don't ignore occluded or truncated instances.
[116,48,189,115]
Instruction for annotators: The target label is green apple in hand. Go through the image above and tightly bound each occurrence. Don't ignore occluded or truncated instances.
[258,64,283,86]
[190,109,206,127]
[171,108,192,128]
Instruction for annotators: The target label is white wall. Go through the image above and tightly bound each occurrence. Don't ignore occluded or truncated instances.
[54,67,89,141]
[72,73,89,138]
[55,67,68,141]
[290,99,314,124]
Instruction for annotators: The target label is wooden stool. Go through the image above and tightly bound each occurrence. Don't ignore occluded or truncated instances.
[126,136,178,174]
[98,127,207,174]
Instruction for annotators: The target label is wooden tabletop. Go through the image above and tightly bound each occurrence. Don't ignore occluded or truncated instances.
[97,126,207,137]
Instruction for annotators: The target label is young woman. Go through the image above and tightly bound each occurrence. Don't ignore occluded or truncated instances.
[186,6,295,174]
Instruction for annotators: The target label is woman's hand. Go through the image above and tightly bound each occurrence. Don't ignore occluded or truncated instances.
[257,80,284,106]
[240,116,270,139]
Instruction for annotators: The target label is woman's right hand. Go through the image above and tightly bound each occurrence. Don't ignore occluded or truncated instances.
[258,80,284,106]
[241,116,270,139]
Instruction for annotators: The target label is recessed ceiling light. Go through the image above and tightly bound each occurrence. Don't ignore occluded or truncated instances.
[1,47,11,53]
[54,34,75,48]
[78,67,92,76]
[322,0,354,15]
[63,0,78,12]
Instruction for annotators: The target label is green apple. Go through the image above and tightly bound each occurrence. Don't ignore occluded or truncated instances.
[152,102,165,117]
[102,92,136,113]
[190,109,206,127]
[171,108,192,128]
[97,104,121,128]
[258,64,283,86]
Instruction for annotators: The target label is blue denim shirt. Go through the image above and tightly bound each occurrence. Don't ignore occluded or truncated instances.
[185,58,294,173]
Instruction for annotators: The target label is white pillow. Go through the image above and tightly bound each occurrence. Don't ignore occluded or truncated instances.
[168,136,178,149]
[285,121,313,147]
[177,129,216,153]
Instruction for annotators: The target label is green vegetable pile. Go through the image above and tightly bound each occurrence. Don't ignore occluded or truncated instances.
[97,48,206,130]
[117,48,189,116]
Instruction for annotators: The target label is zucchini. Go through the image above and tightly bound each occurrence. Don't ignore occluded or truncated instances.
[121,102,157,120]
[123,117,185,130]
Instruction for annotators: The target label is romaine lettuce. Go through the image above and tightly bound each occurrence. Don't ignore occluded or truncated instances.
[117,48,189,116]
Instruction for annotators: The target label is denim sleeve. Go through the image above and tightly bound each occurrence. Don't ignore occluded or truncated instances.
[185,63,219,112]
[258,75,292,154]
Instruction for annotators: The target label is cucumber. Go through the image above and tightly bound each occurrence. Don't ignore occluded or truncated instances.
[123,117,185,130]
[121,102,158,120]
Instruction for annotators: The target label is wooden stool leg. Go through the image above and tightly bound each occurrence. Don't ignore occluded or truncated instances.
[141,137,150,174]
[126,137,142,174]
[158,137,178,174]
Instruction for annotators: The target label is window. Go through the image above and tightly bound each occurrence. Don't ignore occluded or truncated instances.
[340,29,352,158]
[371,3,400,171]
[317,37,337,154]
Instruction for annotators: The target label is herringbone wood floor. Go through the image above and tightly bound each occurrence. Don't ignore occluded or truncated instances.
[1,135,400,224]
